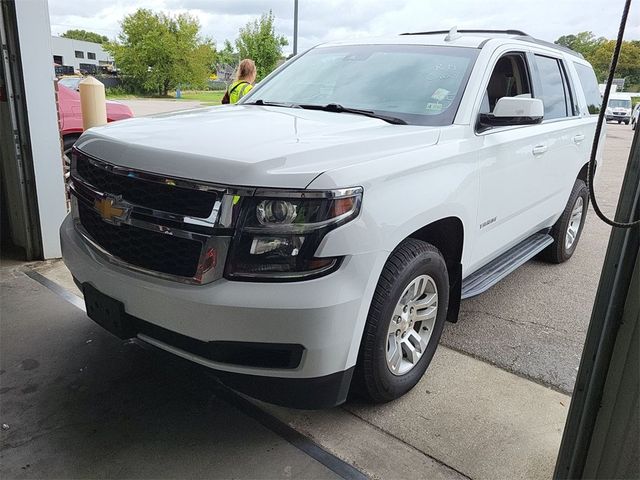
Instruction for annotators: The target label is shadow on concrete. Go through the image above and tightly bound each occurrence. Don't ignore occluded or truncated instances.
[0,269,337,479]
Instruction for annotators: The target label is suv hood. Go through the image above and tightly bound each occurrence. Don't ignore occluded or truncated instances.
[76,105,440,189]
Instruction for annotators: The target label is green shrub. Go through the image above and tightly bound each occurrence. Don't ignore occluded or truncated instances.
[105,85,129,97]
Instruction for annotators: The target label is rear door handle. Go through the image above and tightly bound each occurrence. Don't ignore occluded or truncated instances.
[573,134,585,144]
[532,144,548,155]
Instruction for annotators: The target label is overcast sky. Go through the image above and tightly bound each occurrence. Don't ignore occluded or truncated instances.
[48,0,640,53]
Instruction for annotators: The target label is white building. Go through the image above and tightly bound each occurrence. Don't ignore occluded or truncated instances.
[51,36,113,73]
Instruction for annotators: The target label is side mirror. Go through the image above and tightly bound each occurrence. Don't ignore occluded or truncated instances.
[478,97,544,132]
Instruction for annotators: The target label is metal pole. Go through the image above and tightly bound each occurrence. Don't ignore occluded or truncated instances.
[1,0,38,259]
[293,0,298,56]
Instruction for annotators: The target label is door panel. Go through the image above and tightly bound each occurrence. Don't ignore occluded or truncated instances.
[469,50,585,273]
[473,124,552,269]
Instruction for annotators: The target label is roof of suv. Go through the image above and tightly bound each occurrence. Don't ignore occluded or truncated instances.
[321,28,584,59]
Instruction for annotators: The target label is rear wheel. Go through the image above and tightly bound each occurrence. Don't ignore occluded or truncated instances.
[355,239,449,403]
[541,179,589,264]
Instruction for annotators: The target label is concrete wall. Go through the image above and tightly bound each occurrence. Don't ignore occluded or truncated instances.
[51,36,111,71]
[15,1,67,258]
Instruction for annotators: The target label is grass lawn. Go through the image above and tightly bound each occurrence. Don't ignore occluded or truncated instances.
[105,90,226,105]
[173,90,225,104]
[105,93,138,100]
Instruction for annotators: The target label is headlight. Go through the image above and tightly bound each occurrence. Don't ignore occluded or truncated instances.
[225,187,362,281]
[256,200,298,225]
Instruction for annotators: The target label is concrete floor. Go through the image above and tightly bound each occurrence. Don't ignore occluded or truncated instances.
[266,346,570,480]
[1,263,570,480]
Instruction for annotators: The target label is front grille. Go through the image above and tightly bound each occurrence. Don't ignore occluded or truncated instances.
[76,155,217,218]
[78,202,202,278]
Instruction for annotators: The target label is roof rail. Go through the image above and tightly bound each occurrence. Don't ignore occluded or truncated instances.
[399,28,585,59]
[518,36,585,59]
[400,29,530,36]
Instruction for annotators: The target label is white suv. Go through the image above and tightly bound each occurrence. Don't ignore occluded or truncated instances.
[61,29,603,408]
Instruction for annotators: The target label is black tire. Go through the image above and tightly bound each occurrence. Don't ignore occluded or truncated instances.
[541,179,589,264]
[63,134,80,158]
[355,239,449,403]
[62,135,80,201]
[624,120,629,125]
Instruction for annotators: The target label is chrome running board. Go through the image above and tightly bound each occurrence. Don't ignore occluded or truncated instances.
[461,233,554,299]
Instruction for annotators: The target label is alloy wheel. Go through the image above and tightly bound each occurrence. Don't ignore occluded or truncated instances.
[386,274,438,376]
[565,196,584,250]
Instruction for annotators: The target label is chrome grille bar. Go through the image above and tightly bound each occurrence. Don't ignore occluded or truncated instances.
[69,150,245,285]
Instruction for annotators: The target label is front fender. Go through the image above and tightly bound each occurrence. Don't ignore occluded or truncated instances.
[312,137,478,263]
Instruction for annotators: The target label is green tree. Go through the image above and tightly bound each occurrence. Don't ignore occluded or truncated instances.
[215,40,239,82]
[589,40,640,86]
[235,11,288,80]
[61,29,108,44]
[555,32,640,89]
[555,31,606,57]
[217,40,239,66]
[104,9,216,96]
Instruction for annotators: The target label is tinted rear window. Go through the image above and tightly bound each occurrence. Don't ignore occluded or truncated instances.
[535,55,569,120]
[574,63,602,114]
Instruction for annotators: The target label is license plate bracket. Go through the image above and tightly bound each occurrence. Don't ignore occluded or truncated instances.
[83,284,134,339]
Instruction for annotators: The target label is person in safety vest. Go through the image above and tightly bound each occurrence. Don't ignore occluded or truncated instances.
[221,59,256,104]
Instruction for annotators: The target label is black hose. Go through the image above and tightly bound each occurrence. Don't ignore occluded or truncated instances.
[587,0,639,228]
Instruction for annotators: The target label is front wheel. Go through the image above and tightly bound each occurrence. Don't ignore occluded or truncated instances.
[355,239,449,403]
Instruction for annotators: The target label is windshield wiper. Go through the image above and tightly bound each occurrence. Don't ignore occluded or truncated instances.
[297,103,407,125]
[244,100,407,125]
[243,99,300,108]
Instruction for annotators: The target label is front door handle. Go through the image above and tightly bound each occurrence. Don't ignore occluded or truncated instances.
[573,134,585,144]
[532,144,548,156]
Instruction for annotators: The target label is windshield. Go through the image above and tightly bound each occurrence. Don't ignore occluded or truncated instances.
[608,99,631,109]
[242,44,479,126]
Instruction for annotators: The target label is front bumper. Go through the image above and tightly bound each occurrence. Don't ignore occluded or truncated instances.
[606,115,630,122]
[61,215,382,407]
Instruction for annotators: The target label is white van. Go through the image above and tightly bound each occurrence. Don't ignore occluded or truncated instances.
[606,94,632,124]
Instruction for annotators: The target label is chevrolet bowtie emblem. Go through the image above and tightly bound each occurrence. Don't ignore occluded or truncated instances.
[94,197,129,224]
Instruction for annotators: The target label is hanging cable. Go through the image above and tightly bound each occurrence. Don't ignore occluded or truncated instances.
[587,0,639,228]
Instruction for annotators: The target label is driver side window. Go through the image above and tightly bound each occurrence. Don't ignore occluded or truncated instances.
[480,53,532,114]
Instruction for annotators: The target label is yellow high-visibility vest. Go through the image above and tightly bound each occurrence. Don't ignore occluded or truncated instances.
[228,81,253,104]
